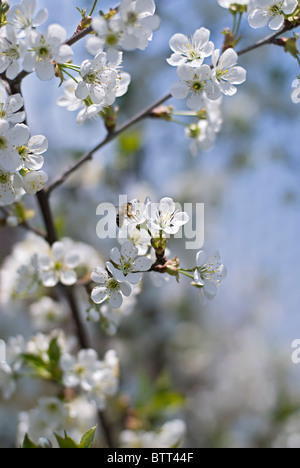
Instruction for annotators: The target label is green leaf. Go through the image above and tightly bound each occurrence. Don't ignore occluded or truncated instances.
[78,426,97,448]
[48,338,61,364]
[22,353,46,369]
[22,434,38,449]
[55,432,78,449]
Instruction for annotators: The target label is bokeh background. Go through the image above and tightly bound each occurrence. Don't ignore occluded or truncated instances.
[1,0,300,448]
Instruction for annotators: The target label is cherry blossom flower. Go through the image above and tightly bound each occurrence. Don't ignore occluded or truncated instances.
[76,52,130,107]
[22,170,48,195]
[0,25,26,79]
[167,28,214,68]
[18,133,48,170]
[16,253,40,294]
[39,242,81,287]
[0,120,29,172]
[23,24,73,81]
[147,197,189,235]
[193,250,227,299]
[60,349,102,389]
[118,224,151,255]
[7,0,48,38]
[212,48,247,96]
[85,350,119,410]
[0,93,25,124]
[170,65,221,110]
[91,262,132,309]
[119,0,160,51]
[110,240,152,284]
[29,297,67,331]
[248,0,297,30]
[0,169,22,206]
[87,15,123,62]
[57,79,103,126]
[291,77,300,103]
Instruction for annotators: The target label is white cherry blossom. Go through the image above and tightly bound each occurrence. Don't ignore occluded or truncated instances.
[118,224,151,255]
[0,120,29,172]
[39,241,81,287]
[0,25,26,79]
[194,250,227,299]
[23,24,73,81]
[170,65,221,110]
[167,28,214,68]
[147,197,189,235]
[91,262,132,309]
[119,0,160,51]
[60,349,102,389]
[0,169,22,206]
[16,253,40,294]
[212,48,247,96]
[248,0,297,30]
[76,52,130,107]
[57,79,103,126]
[110,240,152,284]
[0,93,25,124]
[18,133,48,170]
[29,297,66,331]
[22,170,48,195]
[87,15,123,62]
[7,0,48,37]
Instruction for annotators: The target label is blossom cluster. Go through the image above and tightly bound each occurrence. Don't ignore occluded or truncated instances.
[0,329,119,411]
[57,0,160,125]
[0,81,48,206]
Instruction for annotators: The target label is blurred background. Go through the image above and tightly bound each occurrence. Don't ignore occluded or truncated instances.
[1,0,300,448]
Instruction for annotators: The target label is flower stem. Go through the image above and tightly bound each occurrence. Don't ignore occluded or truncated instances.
[89,0,98,16]
[178,269,194,280]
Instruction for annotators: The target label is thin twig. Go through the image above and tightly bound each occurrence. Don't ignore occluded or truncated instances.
[65,25,93,47]
[46,93,172,194]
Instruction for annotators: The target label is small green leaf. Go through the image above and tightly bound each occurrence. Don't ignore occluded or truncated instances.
[22,434,38,449]
[55,432,78,449]
[48,338,61,364]
[78,426,97,448]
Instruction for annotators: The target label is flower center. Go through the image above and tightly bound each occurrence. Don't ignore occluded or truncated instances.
[268,2,283,16]
[106,33,119,47]
[0,171,9,184]
[127,12,138,25]
[107,278,120,291]
[37,43,51,59]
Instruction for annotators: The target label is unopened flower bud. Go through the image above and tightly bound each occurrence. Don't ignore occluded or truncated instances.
[150,106,173,121]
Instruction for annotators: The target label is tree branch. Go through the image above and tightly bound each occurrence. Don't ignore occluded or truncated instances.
[46,93,172,194]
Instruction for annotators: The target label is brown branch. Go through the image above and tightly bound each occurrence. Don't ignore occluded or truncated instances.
[46,93,172,194]
[65,25,93,47]
[237,20,299,56]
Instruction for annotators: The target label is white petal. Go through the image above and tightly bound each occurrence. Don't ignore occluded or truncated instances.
[91,267,108,284]
[60,269,77,286]
[110,247,122,264]
[91,286,108,304]
[126,272,143,284]
[5,123,29,146]
[41,270,58,287]
[109,291,123,309]
[196,250,207,267]
[121,240,138,261]
[248,9,269,28]
[133,256,152,271]
[269,14,284,30]
[120,282,131,297]
[169,33,188,53]
[170,82,189,100]
[36,60,55,81]
[52,242,64,262]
